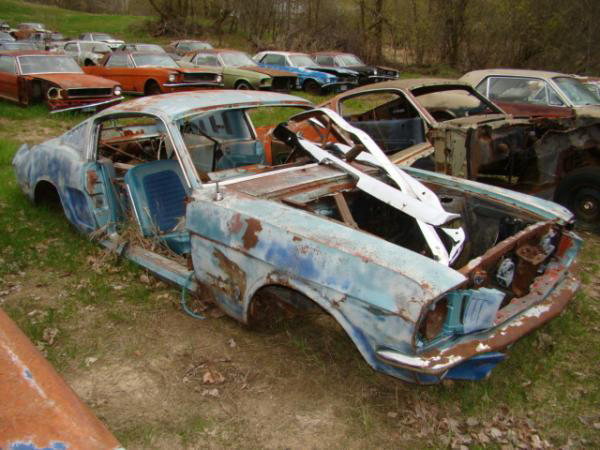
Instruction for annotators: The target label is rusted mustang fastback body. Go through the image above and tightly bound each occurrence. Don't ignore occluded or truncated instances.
[13,91,581,383]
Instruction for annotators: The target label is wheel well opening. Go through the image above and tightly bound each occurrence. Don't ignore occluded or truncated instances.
[34,180,61,208]
[247,284,325,329]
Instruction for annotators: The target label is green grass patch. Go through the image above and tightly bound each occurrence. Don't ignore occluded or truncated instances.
[0,0,150,42]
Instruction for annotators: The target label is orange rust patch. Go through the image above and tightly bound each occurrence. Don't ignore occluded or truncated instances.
[229,213,243,234]
[242,218,263,249]
[213,248,246,302]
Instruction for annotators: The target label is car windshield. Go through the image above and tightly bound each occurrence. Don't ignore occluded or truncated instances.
[92,33,113,40]
[22,23,44,29]
[136,44,165,53]
[553,76,600,106]
[0,31,14,41]
[337,54,363,66]
[18,55,83,74]
[82,42,110,52]
[188,42,213,50]
[289,54,316,67]
[220,51,256,67]
[51,33,64,40]
[412,86,499,121]
[1,42,37,50]
[133,54,178,68]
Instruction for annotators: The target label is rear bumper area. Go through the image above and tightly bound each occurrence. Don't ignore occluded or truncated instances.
[376,271,579,376]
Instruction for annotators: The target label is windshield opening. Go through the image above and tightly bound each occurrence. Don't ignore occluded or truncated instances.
[136,44,165,53]
[220,51,256,67]
[553,76,600,106]
[133,54,178,68]
[412,86,499,121]
[177,105,312,176]
[92,33,113,40]
[337,54,363,66]
[18,55,83,74]
[188,42,213,51]
[289,54,316,67]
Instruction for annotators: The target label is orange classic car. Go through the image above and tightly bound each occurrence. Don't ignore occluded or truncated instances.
[0,51,123,112]
[83,51,223,95]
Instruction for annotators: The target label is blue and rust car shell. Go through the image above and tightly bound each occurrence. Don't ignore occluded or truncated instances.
[12,91,581,384]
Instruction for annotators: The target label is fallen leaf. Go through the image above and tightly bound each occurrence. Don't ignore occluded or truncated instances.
[387,411,398,419]
[228,338,237,348]
[140,273,151,284]
[42,327,58,346]
[202,369,225,384]
[85,356,98,367]
[201,388,220,397]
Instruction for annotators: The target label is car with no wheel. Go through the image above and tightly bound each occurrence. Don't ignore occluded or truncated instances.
[12,91,581,383]
[318,79,600,230]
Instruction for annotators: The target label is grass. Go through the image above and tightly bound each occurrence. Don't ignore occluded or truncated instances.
[1,96,600,448]
[0,0,151,42]
[0,3,599,446]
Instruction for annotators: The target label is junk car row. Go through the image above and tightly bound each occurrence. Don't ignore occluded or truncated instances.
[3,21,598,385]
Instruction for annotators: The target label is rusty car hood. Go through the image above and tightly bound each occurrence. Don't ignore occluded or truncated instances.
[26,73,118,88]
[239,66,296,78]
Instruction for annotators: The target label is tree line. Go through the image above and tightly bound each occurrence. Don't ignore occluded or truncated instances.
[35,0,600,74]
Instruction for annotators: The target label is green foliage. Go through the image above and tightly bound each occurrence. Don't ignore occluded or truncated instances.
[0,0,150,41]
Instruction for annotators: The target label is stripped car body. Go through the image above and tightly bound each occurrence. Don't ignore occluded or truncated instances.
[13,91,580,383]
[312,51,400,84]
[0,307,122,449]
[180,48,297,92]
[0,51,123,112]
[319,79,600,229]
[83,51,223,95]
[63,40,112,66]
[79,32,124,50]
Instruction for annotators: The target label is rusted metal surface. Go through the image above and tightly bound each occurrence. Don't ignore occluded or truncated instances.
[0,308,122,450]
[12,90,583,384]
[378,272,578,375]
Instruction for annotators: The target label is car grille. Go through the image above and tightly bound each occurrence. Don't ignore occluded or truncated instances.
[271,76,295,91]
[67,88,113,98]
[183,73,218,83]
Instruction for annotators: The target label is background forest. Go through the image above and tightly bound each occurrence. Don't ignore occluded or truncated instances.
[29,0,600,77]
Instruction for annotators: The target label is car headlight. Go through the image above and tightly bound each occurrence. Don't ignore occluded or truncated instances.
[168,73,177,82]
[113,86,122,96]
[260,77,271,85]
[373,68,378,76]
[47,86,62,100]
[216,75,223,83]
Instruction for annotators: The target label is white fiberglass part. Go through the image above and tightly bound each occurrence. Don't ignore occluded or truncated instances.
[295,108,465,265]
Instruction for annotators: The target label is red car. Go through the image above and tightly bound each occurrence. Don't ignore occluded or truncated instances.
[0,51,123,112]
[83,51,223,95]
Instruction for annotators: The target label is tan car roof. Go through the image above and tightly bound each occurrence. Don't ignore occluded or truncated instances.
[461,68,571,86]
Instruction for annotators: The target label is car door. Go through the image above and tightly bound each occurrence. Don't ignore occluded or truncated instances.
[63,42,80,64]
[0,55,18,101]
[102,53,135,91]
[335,89,426,154]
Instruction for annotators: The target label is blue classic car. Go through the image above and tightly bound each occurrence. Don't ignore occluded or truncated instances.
[13,91,581,383]
[253,51,358,94]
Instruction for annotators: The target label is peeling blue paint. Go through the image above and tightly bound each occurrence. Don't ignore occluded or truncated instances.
[10,441,67,450]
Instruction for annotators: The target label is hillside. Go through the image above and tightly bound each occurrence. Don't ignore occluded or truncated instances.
[0,0,151,42]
